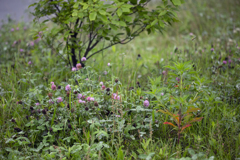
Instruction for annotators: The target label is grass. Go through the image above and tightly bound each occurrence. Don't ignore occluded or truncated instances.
[0,0,240,159]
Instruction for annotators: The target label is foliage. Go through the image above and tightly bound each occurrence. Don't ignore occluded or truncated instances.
[29,0,184,67]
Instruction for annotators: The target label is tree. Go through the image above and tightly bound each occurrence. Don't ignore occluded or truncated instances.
[29,0,184,67]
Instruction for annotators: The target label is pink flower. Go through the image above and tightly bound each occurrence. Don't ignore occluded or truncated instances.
[29,41,34,46]
[223,61,227,64]
[24,27,27,30]
[35,103,40,106]
[76,63,82,70]
[81,57,87,61]
[51,82,55,85]
[228,59,232,63]
[101,85,106,90]
[57,97,63,103]
[28,61,32,65]
[72,67,76,71]
[115,115,120,117]
[143,100,149,107]
[189,33,194,36]
[49,99,54,104]
[11,28,14,32]
[176,77,180,81]
[86,78,89,81]
[51,84,57,90]
[65,84,71,91]
[77,94,82,99]
[16,27,19,31]
[87,97,91,102]
[104,71,107,75]
[211,48,214,52]
[108,63,111,66]
[78,99,86,103]
[162,71,166,75]
[20,49,24,52]
[100,82,103,85]
[161,93,164,96]
[90,97,94,101]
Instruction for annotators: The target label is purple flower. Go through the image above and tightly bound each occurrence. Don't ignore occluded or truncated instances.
[57,97,63,103]
[162,71,166,75]
[189,33,194,36]
[28,61,32,65]
[100,82,103,85]
[81,57,87,61]
[101,85,106,90]
[35,103,40,106]
[20,49,24,52]
[51,82,55,85]
[223,61,227,64]
[78,99,86,103]
[87,97,91,102]
[176,77,180,82]
[161,93,164,96]
[11,28,14,32]
[115,115,121,118]
[85,78,89,81]
[104,71,108,75]
[90,97,94,101]
[65,84,71,91]
[211,48,214,52]
[51,84,57,90]
[77,94,82,99]
[72,67,77,71]
[108,63,111,66]
[76,63,82,70]
[143,100,149,107]
[228,59,232,63]
[16,27,19,31]
[49,99,54,104]
[29,41,34,46]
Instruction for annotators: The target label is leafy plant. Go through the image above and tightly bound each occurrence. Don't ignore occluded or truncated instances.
[29,0,184,67]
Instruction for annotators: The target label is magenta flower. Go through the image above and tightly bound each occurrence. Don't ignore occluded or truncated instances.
[211,48,214,52]
[90,97,94,101]
[85,78,89,81]
[11,28,14,32]
[72,67,76,71]
[65,84,71,91]
[100,82,103,85]
[28,61,32,65]
[77,94,82,99]
[223,61,227,64]
[20,49,24,52]
[35,103,40,106]
[78,99,86,103]
[161,93,164,96]
[115,115,121,118]
[51,82,55,85]
[228,59,232,63]
[81,57,87,61]
[162,71,166,75]
[51,83,57,90]
[57,97,63,103]
[176,77,180,81]
[24,27,27,30]
[101,85,106,90]
[29,41,34,46]
[189,33,194,36]
[76,63,82,70]
[87,97,91,102]
[108,63,111,66]
[143,100,149,107]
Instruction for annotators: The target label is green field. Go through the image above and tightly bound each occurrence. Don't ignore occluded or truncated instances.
[0,0,240,159]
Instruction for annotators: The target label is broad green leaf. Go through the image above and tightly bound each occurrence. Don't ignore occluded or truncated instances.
[89,12,97,21]
[171,0,181,5]
[117,9,123,17]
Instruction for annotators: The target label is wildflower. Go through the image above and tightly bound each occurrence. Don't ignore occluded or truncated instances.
[24,27,27,30]
[162,71,166,75]
[90,97,94,101]
[94,101,98,106]
[29,41,34,46]
[104,71,108,75]
[48,93,53,98]
[35,103,40,106]
[20,49,24,52]
[65,84,71,91]
[87,97,91,102]
[86,78,89,81]
[108,63,111,66]
[143,100,149,107]
[161,93,164,96]
[49,99,54,104]
[223,61,227,64]
[211,48,214,52]
[11,28,14,32]
[57,97,63,103]
[85,107,89,111]
[77,94,82,99]
[106,88,110,92]
[51,83,57,90]
[100,81,103,85]
[72,67,76,71]
[115,79,118,83]
[76,63,82,70]
[101,85,106,90]
[16,27,19,31]
[115,115,121,118]
[189,33,194,36]
[78,99,86,103]
[28,61,32,65]
[228,59,232,63]
[58,85,61,89]
[176,77,180,82]
[81,57,87,61]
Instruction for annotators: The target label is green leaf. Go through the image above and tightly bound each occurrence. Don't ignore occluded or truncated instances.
[117,9,123,17]
[151,19,158,26]
[159,10,167,16]
[99,10,107,15]
[89,12,97,21]
[171,0,181,5]
[119,21,127,27]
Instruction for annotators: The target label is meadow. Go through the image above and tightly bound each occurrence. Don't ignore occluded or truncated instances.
[0,0,240,159]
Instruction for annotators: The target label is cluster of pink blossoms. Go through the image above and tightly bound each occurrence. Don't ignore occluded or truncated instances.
[100,81,106,90]
[112,93,120,100]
